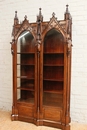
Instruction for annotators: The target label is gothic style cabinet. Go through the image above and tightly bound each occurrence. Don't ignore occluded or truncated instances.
[11,5,72,130]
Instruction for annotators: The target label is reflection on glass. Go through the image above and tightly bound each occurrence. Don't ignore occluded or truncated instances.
[17,31,35,104]
[17,31,34,53]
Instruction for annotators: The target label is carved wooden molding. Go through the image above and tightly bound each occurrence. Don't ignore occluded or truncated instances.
[12,5,72,44]
[42,12,67,42]
[15,19,36,40]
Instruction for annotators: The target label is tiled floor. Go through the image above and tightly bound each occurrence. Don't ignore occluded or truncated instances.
[0,109,87,130]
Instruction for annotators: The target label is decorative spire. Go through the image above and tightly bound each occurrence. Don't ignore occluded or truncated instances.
[66,4,69,13]
[64,5,71,20]
[39,8,41,17]
[52,12,55,17]
[15,11,18,19]
[36,8,43,50]
[24,15,27,20]
[14,11,19,25]
[37,8,43,22]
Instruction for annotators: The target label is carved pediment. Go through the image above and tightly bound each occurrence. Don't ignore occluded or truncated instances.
[42,12,66,40]
[15,16,36,40]
[12,6,72,42]
[21,15,30,30]
[49,12,58,28]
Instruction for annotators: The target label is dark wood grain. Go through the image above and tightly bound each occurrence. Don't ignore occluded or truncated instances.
[11,6,72,130]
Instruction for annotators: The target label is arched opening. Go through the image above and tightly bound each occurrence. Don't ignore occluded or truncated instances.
[44,29,64,53]
[17,30,34,53]
[44,29,64,41]
[17,31,35,103]
[43,29,64,107]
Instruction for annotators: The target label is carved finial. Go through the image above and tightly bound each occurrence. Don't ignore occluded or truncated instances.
[64,5,72,40]
[14,11,19,25]
[64,4,71,20]
[37,8,43,22]
[15,11,18,19]
[52,12,55,17]
[66,4,69,13]
[36,8,43,50]
[39,8,41,16]
[24,15,27,20]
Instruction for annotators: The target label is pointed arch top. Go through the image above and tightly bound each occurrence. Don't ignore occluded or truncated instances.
[13,20,36,40]
[42,12,67,42]
[12,12,37,41]
[11,6,72,44]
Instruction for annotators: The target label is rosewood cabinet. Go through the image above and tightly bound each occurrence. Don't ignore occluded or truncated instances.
[11,5,72,130]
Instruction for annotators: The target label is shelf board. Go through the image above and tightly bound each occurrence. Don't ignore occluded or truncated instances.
[44,52,64,54]
[17,64,64,66]
[43,64,64,66]
[17,76,34,80]
[17,98,34,104]
[43,93,63,108]
[17,87,34,91]
[17,52,35,54]
[43,78,63,82]
[17,64,35,66]
[44,90,63,94]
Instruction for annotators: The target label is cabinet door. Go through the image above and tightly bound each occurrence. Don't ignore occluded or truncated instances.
[42,29,64,122]
[17,31,37,105]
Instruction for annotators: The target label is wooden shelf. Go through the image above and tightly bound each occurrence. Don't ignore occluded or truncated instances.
[17,87,34,91]
[43,78,63,82]
[17,98,34,104]
[17,76,34,80]
[43,54,64,66]
[17,64,35,66]
[43,64,64,66]
[43,93,63,108]
[44,52,64,54]
[17,52,35,54]
[43,100,63,108]
[44,90,63,94]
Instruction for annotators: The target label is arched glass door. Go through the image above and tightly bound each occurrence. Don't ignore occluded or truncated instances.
[17,31,35,104]
[43,29,64,108]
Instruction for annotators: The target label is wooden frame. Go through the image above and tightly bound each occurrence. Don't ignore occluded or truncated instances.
[11,5,72,130]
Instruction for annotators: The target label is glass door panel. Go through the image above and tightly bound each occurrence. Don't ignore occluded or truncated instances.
[43,29,64,108]
[17,31,35,104]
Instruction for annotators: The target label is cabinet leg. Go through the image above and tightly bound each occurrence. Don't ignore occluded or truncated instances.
[11,114,18,121]
[62,124,70,130]
[11,106,18,121]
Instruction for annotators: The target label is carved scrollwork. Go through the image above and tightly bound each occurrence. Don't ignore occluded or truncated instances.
[10,39,15,55]
[67,48,71,57]
[12,7,72,47]
[36,8,43,52]
[42,12,66,41]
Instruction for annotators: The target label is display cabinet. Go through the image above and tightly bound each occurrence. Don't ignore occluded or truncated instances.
[11,5,72,130]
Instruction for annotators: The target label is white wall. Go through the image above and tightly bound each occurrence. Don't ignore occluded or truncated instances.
[0,0,87,123]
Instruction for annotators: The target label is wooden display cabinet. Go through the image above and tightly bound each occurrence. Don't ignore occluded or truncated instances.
[11,5,72,130]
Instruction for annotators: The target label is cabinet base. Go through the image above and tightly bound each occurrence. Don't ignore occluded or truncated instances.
[62,125,70,130]
[11,115,70,130]
[11,114,18,121]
